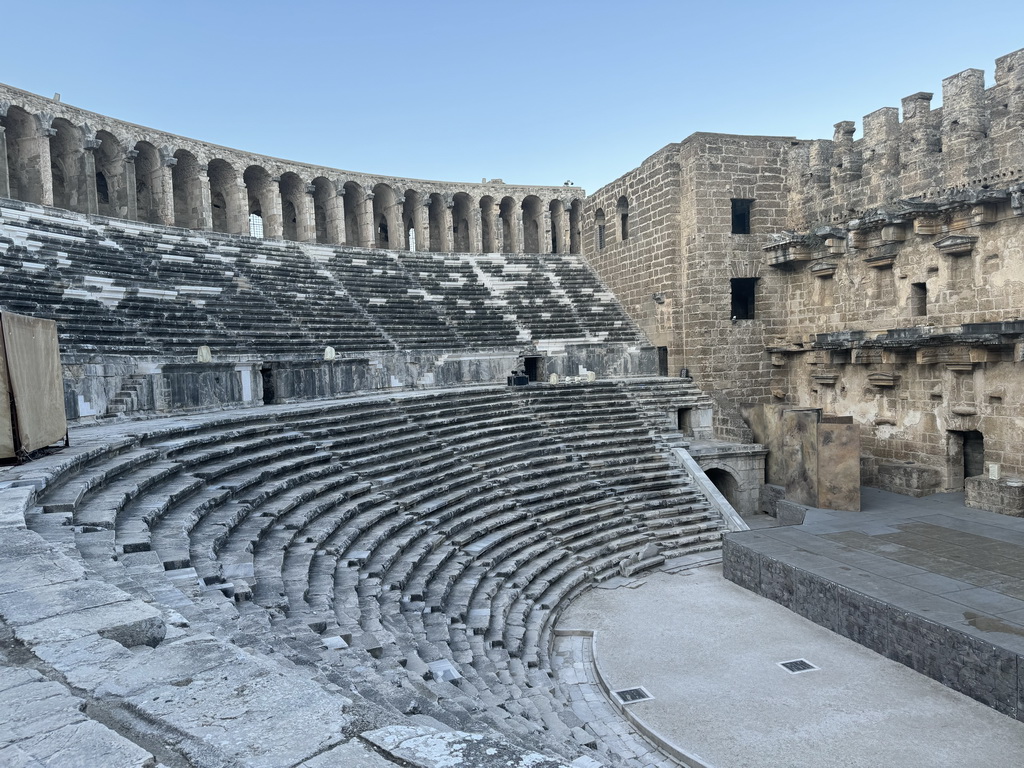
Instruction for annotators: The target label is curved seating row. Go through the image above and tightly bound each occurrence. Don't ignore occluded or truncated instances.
[0,200,646,358]
[14,378,718,766]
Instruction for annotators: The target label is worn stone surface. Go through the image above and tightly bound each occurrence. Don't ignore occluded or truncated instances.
[723,488,1024,721]
[362,725,573,768]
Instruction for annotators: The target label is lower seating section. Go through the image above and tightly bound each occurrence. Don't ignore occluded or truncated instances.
[16,378,719,767]
[0,200,647,358]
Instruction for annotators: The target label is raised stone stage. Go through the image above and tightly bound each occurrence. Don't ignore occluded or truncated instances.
[723,487,1024,723]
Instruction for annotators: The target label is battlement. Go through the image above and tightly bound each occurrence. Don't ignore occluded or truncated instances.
[793,47,1024,224]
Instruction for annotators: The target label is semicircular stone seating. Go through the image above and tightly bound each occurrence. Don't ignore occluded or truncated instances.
[16,377,720,767]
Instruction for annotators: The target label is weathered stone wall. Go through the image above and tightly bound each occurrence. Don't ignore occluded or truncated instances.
[584,145,684,361]
[583,47,1024,505]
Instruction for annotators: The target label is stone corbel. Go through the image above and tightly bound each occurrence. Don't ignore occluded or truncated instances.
[124,148,139,164]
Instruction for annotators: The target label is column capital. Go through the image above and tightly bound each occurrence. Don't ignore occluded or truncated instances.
[159,146,177,167]
[35,111,56,137]
[125,149,139,163]
[305,183,317,195]
[0,100,10,118]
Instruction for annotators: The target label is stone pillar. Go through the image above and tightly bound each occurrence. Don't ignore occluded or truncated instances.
[229,180,248,235]
[157,148,176,226]
[441,196,455,252]
[195,165,213,230]
[81,137,100,215]
[0,124,11,199]
[327,187,345,244]
[389,199,405,250]
[35,114,56,206]
[411,199,427,252]
[360,193,374,248]
[262,177,284,239]
[542,209,553,253]
[469,206,482,253]
[512,207,524,254]
[296,184,316,242]
[124,149,139,221]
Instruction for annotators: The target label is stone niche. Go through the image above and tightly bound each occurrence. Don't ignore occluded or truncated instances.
[743,404,861,512]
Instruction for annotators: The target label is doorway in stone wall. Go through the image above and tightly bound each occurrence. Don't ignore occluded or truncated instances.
[657,347,669,377]
[947,429,984,490]
[261,366,275,405]
[523,356,542,383]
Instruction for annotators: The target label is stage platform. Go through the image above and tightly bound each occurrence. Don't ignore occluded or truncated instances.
[723,487,1024,723]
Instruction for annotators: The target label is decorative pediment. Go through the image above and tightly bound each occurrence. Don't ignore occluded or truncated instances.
[933,234,978,256]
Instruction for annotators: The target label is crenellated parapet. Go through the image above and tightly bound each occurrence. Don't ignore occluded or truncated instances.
[792,48,1024,227]
[0,82,585,254]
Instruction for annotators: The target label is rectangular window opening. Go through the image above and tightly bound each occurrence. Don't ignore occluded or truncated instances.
[597,223,606,250]
[731,277,758,320]
[731,198,753,235]
[910,282,927,317]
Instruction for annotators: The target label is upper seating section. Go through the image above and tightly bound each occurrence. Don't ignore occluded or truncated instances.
[0,200,647,358]
[0,83,584,257]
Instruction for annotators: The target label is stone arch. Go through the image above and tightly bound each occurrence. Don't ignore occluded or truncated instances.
[311,177,337,244]
[172,149,203,229]
[548,199,565,254]
[342,180,366,247]
[521,195,543,254]
[372,183,402,250]
[480,196,497,253]
[569,199,583,254]
[94,130,128,218]
[428,193,445,252]
[49,118,87,212]
[593,207,606,251]
[208,158,243,234]
[499,196,518,253]
[617,195,630,241]
[244,164,274,238]
[704,467,740,511]
[452,192,473,252]
[3,106,46,204]
[279,172,310,242]
[133,141,163,225]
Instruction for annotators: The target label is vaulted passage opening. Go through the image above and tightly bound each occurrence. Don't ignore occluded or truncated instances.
[705,468,739,510]
[910,282,927,317]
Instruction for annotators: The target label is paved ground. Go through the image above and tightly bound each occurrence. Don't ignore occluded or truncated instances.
[560,560,1024,768]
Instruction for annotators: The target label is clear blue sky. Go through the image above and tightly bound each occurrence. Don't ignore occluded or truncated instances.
[2,1,1022,193]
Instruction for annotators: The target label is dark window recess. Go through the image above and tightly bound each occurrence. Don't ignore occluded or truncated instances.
[95,172,109,204]
[910,282,927,317]
[731,277,758,319]
[657,346,669,377]
[731,198,753,234]
[779,659,818,674]
[597,223,606,250]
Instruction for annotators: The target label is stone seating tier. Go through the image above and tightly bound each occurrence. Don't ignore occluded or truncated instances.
[9,379,720,766]
[1,199,646,359]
